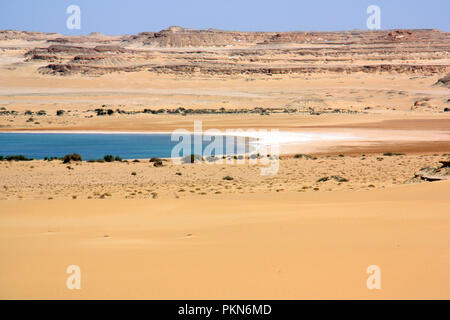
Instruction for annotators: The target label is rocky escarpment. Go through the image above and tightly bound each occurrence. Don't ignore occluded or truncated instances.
[2,27,449,77]
[0,30,61,41]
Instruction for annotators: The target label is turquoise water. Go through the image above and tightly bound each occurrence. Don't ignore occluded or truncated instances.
[0,133,249,160]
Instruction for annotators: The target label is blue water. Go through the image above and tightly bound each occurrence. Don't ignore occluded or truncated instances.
[0,133,249,160]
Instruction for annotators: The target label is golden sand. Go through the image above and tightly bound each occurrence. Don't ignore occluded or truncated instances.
[0,181,449,299]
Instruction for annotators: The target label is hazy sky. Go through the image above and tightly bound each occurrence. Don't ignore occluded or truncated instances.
[0,0,448,35]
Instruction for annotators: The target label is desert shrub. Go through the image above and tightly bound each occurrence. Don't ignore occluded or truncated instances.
[149,157,162,162]
[294,154,313,159]
[330,175,349,182]
[115,156,122,162]
[103,154,114,162]
[5,155,32,161]
[131,171,137,176]
[0,155,3,161]
[317,175,348,183]
[223,175,234,181]
[206,156,218,162]
[44,156,58,161]
[56,110,65,116]
[133,159,140,163]
[248,154,261,159]
[62,153,82,163]
[182,154,203,164]
[153,160,163,167]
[96,159,105,163]
[87,159,96,163]
[95,109,105,116]
[383,152,405,156]
[36,110,46,116]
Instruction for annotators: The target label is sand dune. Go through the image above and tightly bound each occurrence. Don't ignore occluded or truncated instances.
[0,181,449,299]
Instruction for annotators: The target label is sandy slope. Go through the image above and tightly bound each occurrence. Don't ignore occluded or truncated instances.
[0,181,449,299]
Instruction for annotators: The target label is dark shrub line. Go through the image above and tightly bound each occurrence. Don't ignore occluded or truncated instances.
[294,153,317,160]
[383,152,405,156]
[0,155,33,161]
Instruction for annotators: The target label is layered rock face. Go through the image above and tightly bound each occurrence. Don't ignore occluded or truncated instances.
[2,27,449,76]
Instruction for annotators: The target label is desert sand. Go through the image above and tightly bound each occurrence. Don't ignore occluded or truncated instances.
[0,181,449,299]
[0,27,449,299]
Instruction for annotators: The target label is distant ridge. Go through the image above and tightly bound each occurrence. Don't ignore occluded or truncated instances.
[1,27,448,77]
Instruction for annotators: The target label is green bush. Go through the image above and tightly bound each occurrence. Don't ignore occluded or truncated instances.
[294,154,313,159]
[115,156,122,162]
[0,155,3,161]
[104,154,114,162]
[5,155,32,161]
[62,153,82,163]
